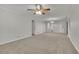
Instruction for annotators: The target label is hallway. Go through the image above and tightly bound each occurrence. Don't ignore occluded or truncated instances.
[0,33,77,54]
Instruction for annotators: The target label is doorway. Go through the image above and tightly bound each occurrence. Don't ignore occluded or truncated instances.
[32,20,46,36]
[46,20,68,34]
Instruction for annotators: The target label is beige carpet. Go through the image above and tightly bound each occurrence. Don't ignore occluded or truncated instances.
[0,32,78,54]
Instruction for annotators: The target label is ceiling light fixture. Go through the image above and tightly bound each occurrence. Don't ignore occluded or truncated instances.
[27,4,51,15]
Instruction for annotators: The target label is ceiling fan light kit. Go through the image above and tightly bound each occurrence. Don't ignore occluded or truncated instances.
[27,4,51,15]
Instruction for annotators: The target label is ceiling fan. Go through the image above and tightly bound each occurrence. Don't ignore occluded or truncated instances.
[27,4,51,15]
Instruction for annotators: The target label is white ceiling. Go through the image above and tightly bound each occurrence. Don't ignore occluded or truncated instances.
[0,4,75,21]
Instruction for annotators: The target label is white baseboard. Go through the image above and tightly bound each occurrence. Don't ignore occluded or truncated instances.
[0,35,32,45]
[68,34,79,53]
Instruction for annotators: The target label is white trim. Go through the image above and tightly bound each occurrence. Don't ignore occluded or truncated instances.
[68,34,79,53]
[0,35,32,45]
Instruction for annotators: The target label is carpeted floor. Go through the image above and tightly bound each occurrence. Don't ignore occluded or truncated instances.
[0,32,78,54]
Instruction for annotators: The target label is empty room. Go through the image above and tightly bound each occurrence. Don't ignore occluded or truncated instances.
[0,4,79,54]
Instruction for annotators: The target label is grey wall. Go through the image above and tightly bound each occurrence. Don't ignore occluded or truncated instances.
[46,20,67,33]
[51,21,67,33]
[35,21,46,34]
[0,6,32,44]
[68,5,79,52]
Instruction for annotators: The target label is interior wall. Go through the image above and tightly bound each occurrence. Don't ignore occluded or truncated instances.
[68,5,79,53]
[34,21,46,35]
[46,22,51,32]
[46,20,67,33]
[51,22,66,33]
[0,7,32,44]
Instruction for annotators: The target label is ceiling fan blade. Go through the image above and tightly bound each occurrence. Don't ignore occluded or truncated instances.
[45,8,50,11]
[27,9,34,11]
